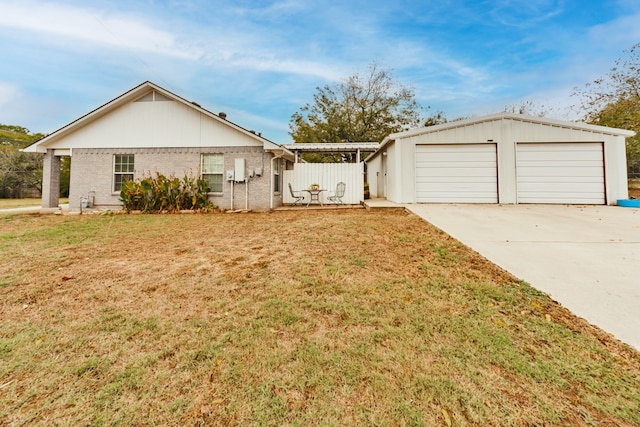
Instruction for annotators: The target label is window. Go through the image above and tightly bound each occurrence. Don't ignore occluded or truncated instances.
[202,154,224,192]
[113,154,134,192]
[273,158,281,192]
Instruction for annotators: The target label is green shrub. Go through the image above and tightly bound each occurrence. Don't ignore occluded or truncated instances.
[119,173,214,213]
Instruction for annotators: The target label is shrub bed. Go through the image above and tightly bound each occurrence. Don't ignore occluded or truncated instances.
[119,173,214,213]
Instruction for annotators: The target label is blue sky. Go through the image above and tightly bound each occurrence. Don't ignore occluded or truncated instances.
[1,0,639,143]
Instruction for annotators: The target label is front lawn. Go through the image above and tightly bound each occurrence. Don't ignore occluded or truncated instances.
[0,198,69,209]
[0,198,42,209]
[1,210,638,426]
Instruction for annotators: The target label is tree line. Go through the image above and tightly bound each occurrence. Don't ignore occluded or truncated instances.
[572,43,640,177]
[0,125,71,199]
[0,125,45,198]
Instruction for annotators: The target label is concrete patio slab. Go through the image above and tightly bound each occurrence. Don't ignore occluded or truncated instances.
[406,204,640,351]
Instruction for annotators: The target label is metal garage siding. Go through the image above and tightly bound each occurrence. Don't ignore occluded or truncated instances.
[415,144,498,203]
[516,142,605,204]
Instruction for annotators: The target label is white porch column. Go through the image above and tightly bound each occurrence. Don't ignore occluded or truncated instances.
[41,149,60,208]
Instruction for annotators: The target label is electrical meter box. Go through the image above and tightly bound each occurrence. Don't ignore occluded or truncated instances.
[226,170,234,181]
[234,158,245,182]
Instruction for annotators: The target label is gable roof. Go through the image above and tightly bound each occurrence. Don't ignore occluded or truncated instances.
[374,112,636,154]
[394,112,636,139]
[23,81,292,158]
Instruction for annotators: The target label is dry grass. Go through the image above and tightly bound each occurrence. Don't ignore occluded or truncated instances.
[1,209,639,426]
[0,198,69,209]
[628,187,640,198]
[0,198,42,209]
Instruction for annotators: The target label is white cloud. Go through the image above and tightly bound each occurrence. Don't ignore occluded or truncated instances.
[0,1,201,59]
[0,82,68,132]
[0,1,347,82]
[226,55,345,81]
[232,0,308,20]
[223,106,291,133]
[0,82,19,109]
[588,12,640,48]
[488,0,565,27]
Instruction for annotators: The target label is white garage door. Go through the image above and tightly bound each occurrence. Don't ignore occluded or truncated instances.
[415,144,498,203]
[516,142,605,204]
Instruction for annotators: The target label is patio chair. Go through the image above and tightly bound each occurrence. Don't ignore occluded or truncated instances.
[288,183,305,205]
[327,182,346,204]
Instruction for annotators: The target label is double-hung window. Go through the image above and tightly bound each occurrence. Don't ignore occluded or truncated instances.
[202,154,223,193]
[113,154,134,192]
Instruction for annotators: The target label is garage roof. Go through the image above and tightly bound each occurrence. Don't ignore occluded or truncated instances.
[373,112,636,155]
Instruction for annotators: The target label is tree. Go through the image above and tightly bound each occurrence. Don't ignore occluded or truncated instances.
[289,63,422,161]
[0,124,45,198]
[573,44,640,176]
[423,111,449,127]
[503,100,554,117]
[60,156,71,197]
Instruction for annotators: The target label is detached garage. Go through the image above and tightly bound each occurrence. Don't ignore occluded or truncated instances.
[366,113,635,205]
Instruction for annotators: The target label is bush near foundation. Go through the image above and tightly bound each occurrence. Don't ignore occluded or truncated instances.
[119,173,214,213]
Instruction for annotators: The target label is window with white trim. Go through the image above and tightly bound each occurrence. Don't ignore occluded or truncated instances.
[113,154,134,192]
[202,154,224,192]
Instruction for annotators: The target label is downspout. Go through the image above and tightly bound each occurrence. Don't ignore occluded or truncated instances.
[270,152,285,210]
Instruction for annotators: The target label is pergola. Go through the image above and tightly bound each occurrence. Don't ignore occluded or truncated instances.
[282,143,380,163]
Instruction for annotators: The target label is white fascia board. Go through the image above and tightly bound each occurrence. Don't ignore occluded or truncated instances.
[366,136,395,163]
[264,141,295,161]
[390,113,636,140]
[283,143,380,151]
[21,144,45,153]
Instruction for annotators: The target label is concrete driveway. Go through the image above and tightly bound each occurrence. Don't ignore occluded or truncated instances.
[406,204,640,351]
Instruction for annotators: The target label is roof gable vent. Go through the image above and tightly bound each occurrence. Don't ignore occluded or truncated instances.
[135,90,172,102]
